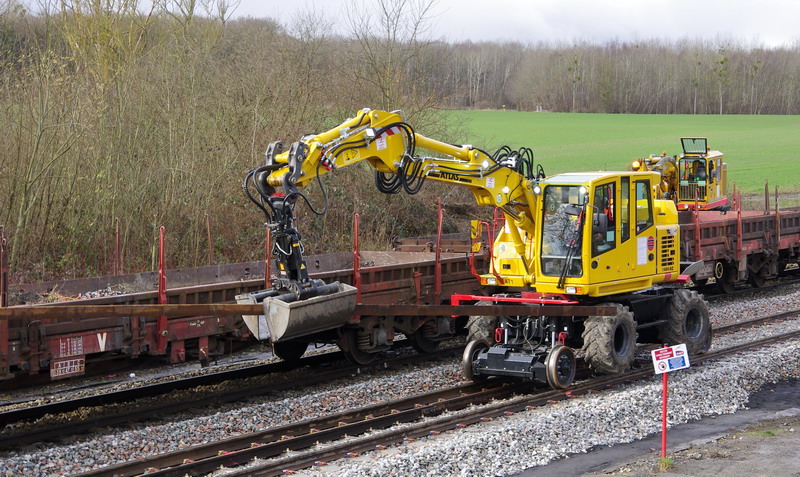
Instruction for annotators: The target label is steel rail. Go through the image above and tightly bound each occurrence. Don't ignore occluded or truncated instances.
[0,346,461,450]
[77,381,533,477]
[704,272,800,301]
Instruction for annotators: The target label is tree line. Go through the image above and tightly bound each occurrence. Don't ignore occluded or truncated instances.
[1,0,799,280]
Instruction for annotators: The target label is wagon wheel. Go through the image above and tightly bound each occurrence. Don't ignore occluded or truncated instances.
[411,330,440,354]
[272,340,308,362]
[338,329,377,365]
[714,261,736,294]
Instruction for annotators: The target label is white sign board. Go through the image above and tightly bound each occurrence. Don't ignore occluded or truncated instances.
[651,343,690,374]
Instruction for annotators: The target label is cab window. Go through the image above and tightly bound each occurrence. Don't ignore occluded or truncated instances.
[592,182,616,257]
[635,180,653,234]
[620,177,630,243]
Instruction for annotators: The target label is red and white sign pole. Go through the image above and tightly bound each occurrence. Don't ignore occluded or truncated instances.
[651,343,690,459]
[661,372,668,458]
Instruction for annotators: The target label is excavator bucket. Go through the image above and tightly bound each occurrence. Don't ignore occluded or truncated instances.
[236,282,357,342]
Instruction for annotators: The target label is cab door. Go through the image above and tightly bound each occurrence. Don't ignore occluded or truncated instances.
[631,178,658,277]
[588,177,657,283]
[587,179,623,282]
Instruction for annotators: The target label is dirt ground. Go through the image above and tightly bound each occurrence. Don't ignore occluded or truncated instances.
[519,379,800,477]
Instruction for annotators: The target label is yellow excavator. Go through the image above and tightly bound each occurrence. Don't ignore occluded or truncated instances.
[240,109,711,389]
[631,137,728,211]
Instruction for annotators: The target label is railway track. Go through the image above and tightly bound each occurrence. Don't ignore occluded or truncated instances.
[703,271,800,301]
[0,344,461,449]
[2,298,798,451]
[75,326,800,477]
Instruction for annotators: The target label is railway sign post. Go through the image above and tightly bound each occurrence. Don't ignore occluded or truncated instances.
[652,343,690,459]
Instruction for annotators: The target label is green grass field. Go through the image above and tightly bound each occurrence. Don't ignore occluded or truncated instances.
[447,111,800,194]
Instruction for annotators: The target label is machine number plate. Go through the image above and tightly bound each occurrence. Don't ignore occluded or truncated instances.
[50,357,86,379]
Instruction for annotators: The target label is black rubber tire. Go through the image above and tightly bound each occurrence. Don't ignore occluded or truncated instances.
[545,344,576,389]
[462,339,490,382]
[466,301,497,344]
[660,289,712,354]
[272,341,308,362]
[581,303,638,375]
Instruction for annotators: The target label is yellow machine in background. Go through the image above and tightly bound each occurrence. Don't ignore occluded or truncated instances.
[241,109,710,389]
[632,137,728,211]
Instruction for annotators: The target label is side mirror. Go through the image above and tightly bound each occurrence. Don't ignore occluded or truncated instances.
[592,212,608,234]
[578,186,589,206]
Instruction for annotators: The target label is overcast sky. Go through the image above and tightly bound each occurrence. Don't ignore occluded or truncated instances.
[220,0,800,48]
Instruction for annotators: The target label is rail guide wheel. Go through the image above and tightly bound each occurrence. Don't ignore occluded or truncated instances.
[462,339,490,382]
[545,344,576,389]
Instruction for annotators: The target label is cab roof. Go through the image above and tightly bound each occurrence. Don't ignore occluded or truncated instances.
[542,171,657,185]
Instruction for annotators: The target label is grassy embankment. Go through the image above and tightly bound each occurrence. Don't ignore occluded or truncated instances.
[449,110,800,196]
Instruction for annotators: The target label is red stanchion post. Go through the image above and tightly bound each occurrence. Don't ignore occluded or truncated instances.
[0,230,8,377]
[434,198,443,304]
[114,218,120,275]
[0,229,7,308]
[353,213,361,322]
[157,226,168,354]
[206,214,214,266]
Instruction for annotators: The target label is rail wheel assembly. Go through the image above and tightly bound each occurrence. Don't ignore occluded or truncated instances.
[462,339,490,382]
[545,344,576,389]
[714,261,737,294]
[581,303,638,375]
[338,328,378,365]
[411,324,440,353]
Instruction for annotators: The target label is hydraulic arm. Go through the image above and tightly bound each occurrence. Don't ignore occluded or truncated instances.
[243,108,544,296]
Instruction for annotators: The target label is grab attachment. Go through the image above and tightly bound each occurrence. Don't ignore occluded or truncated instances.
[236,280,357,342]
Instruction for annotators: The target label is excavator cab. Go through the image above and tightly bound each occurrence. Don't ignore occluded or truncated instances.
[675,137,728,210]
[631,138,728,211]
[473,171,680,298]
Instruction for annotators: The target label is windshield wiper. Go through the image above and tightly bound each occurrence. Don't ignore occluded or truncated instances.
[557,205,585,289]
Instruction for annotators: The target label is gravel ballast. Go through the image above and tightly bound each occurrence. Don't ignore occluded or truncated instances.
[301,337,800,476]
